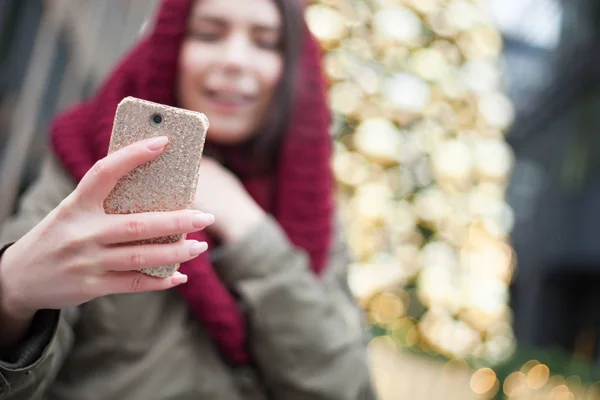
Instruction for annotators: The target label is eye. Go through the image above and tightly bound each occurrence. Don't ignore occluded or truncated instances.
[254,30,281,51]
[188,17,225,42]
[256,38,280,50]
[190,29,221,42]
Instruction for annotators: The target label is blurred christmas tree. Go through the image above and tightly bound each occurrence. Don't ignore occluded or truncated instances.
[306,0,516,367]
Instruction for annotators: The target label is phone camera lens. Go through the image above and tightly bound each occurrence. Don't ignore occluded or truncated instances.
[151,113,163,126]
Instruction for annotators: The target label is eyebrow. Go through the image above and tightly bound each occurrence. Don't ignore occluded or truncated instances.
[191,14,281,32]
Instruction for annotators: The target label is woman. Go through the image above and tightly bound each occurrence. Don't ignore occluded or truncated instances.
[0,0,374,399]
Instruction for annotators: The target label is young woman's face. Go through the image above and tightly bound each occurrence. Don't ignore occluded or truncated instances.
[177,0,284,145]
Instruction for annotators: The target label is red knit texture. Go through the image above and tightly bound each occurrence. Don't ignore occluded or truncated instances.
[49,0,333,365]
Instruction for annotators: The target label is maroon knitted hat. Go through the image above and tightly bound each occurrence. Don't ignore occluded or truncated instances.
[50,0,333,365]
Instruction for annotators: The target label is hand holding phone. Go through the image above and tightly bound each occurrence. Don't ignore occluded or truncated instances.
[0,137,213,328]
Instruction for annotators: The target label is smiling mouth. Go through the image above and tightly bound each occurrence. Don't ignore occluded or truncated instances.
[205,89,255,107]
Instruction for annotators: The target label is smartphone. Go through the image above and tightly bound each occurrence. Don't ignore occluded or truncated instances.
[103,96,208,278]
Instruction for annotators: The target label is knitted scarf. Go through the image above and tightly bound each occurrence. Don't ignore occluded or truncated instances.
[49,0,333,365]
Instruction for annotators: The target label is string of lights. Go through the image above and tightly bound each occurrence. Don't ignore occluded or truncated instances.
[307,0,516,362]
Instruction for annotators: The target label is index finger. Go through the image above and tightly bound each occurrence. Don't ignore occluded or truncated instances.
[76,136,169,204]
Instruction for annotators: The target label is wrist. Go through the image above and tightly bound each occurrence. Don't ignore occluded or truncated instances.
[0,246,35,322]
[0,246,35,353]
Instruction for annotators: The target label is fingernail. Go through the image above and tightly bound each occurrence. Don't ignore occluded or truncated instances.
[189,241,208,256]
[147,136,169,150]
[171,272,188,285]
[192,213,215,228]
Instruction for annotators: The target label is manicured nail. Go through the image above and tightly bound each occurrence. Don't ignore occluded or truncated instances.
[189,241,208,256]
[171,272,188,285]
[147,136,169,150]
[192,213,215,228]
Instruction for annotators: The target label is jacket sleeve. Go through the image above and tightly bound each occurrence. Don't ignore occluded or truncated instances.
[212,215,376,400]
[0,154,80,400]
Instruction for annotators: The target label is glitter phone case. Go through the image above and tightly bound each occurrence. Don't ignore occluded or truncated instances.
[103,96,209,278]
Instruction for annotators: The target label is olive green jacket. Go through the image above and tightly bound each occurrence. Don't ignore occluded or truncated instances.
[0,153,375,400]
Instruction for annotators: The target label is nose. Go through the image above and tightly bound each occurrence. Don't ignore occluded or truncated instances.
[221,33,252,73]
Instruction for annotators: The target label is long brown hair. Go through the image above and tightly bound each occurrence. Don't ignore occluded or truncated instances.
[237,0,306,173]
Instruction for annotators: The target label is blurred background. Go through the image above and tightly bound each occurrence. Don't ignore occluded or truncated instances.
[3,0,600,398]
